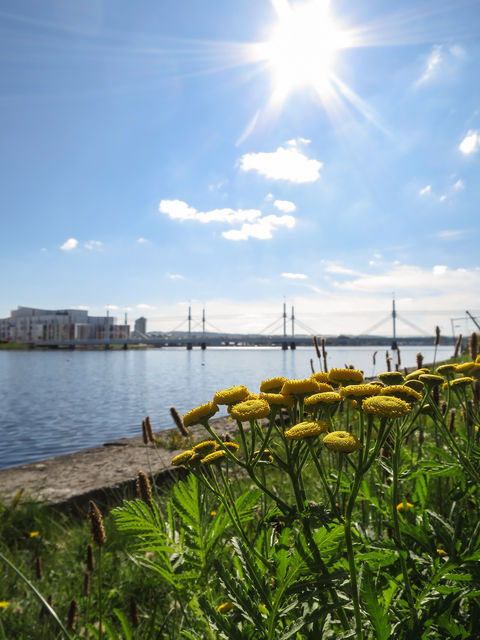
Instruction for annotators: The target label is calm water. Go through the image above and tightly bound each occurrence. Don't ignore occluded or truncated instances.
[0,345,453,469]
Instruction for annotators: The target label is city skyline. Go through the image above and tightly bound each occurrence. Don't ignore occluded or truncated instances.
[1,0,479,336]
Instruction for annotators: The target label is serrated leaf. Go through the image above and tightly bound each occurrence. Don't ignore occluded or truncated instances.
[359,564,391,640]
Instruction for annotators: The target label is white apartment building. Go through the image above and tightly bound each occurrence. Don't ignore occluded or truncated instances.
[0,307,130,343]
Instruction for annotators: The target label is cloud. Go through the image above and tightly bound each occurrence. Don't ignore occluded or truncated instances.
[104,304,118,310]
[436,229,466,239]
[453,179,465,190]
[419,185,431,196]
[274,199,296,213]
[137,237,148,244]
[222,214,295,241]
[136,303,155,310]
[282,272,307,279]
[84,240,102,250]
[325,265,364,276]
[159,199,261,224]
[167,273,184,280]
[239,145,322,183]
[459,130,480,155]
[416,45,442,85]
[432,265,447,275]
[60,238,78,251]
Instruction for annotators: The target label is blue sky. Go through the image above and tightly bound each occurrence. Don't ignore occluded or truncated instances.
[1,0,479,336]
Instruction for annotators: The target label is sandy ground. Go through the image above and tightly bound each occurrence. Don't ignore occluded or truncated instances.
[0,416,236,512]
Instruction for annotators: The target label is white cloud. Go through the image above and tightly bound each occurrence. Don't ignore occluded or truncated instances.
[159,199,261,224]
[416,45,442,85]
[239,145,322,183]
[265,193,274,201]
[104,304,119,310]
[453,179,465,190]
[325,265,364,276]
[436,229,466,239]
[137,303,155,310]
[419,185,431,196]
[459,130,480,155]
[433,265,448,275]
[168,274,184,280]
[282,272,307,279]
[222,214,295,241]
[274,199,296,213]
[137,237,148,244]
[60,238,78,251]
[84,240,102,250]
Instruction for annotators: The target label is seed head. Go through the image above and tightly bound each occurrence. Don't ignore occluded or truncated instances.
[86,544,95,571]
[416,352,424,369]
[454,334,463,358]
[470,332,478,360]
[141,420,148,445]
[66,599,78,630]
[87,500,107,547]
[434,326,441,347]
[83,571,90,597]
[145,416,155,442]
[35,556,43,580]
[136,470,153,507]
[170,406,189,437]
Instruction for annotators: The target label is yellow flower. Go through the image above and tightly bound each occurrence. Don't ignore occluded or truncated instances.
[201,450,228,465]
[311,372,330,383]
[259,392,294,407]
[260,377,286,393]
[304,392,342,407]
[476,355,480,364]
[362,396,411,419]
[323,431,361,453]
[396,501,413,512]
[192,440,218,457]
[340,384,382,400]
[378,372,405,385]
[381,385,422,403]
[29,531,39,538]
[436,548,447,556]
[210,510,217,517]
[405,368,429,381]
[214,385,250,405]
[252,449,274,463]
[455,361,477,375]
[328,368,364,385]
[404,379,424,393]
[0,602,10,609]
[183,402,219,427]
[444,377,474,390]
[280,378,320,396]
[284,420,329,440]
[216,601,234,614]
[222,442,240,453]
[419,373,444,388]
[230,398,270,422]
[171,450,194,466]
[436,364,457,377]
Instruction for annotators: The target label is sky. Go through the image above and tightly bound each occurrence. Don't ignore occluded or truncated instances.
[1,0,479,337]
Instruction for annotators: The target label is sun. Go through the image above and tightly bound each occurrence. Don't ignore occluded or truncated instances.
[259,0,348,104]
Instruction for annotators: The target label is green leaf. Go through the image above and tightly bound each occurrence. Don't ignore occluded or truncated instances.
[359,564,391,640]
[113,608,132,640]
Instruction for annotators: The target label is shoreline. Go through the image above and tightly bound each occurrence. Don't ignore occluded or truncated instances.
[0,416,235,512]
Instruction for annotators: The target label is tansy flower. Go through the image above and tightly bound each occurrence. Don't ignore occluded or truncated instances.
[405,368,429,381]
[362,396,411,419]
[378,372,405,385]
[323,431,361,453]
[436,548,447,556]
[311,372,330,383]
[280,378,320,396]
[230,398,270,422]
[284,421,329,440]
[444,377,474,390]
[404,379,424,393]
[192,441,218,457]
[396,501,414,512]
[210,510,217,517]
[340,384,382,400]
[436,364,457,377]
[201,450,228,465]
[259,392,294,407]
[171,450,194,466]
[381,385,422,403]
[183,402,219,427]
[222,442,240,453]
[214,385,250,405]
[260,377,286,393]
[216,601,234,614]
[328,368,364,385]
[304,392,342,407]
[455,361,477,375]
[0,602,10,609]
[419,373,444,389]
[252,449,274,463]
[29,531,39,538]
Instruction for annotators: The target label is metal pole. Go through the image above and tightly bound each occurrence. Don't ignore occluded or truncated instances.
[466,310,480,332]
[291,305,295,337]
[283,301,287,338]
[391,296,397,350]
[188,305,191,337]
[202,308,205,337]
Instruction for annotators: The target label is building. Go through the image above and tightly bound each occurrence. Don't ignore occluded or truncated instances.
[0,306,130,343]
[134,316,147,336]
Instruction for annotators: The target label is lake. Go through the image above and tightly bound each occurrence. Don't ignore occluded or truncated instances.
[0,344,453,469]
